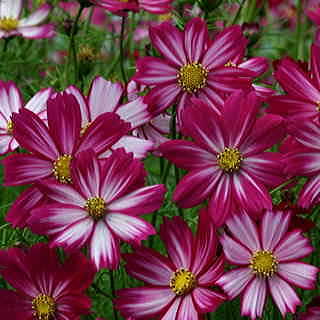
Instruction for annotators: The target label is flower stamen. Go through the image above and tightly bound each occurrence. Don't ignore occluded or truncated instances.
[32,293,56,320]
[250,250,278,277]
[224,60,237,67]
[177,62,208,93]
[52,154,72,184]
[0,17,19,31]
[6,120,13,134]
[85,196,106,220]
[169,268,197,295]
[217,147,243,172]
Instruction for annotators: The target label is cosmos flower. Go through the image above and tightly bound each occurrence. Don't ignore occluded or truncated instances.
[0,243,94,319]
[92,0,173,14]
[268,46,320,121]
[115,211,226,319]
[216,210,318,319]
[28,149,166,270]
[134,18,263,118]
[0,0,55,39]
[159,91,285,226]
[0,80,52,155]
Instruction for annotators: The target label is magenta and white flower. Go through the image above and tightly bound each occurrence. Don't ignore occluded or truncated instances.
[134,18,264,117]
[28,149,166,270]
[0,0,55,39]
[216,210,318,319]
[159,91,285,226]
[0,80,52,155]
[0,243,95,319]
[115,211,226,319]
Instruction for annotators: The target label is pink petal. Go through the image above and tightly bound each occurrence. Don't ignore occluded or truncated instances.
[216,268,254,299]
[0,289,30,319]
[160,216,193,269]
[197,255,225,286]
[18,4,51,27]
[311,44,320,89]
[241,277,267,319]
[268,275,301,317]
[17,24,55,39]
[176,294,199,320]
[65,85,89,124]
[90,221,120,270]
[25,87,52,116]
[238,57,269,76]
[192,287,225,314]
[161,297,181,320]
[298,174,320,208]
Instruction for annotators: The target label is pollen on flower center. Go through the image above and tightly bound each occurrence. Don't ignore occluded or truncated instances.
[32,293,56,320]
[6,120,13,134]
[316,101,320,111]
[85,196,106,220]
[224,60,237,67]
[80,122,92,136]
[52,154,72,184]
[217,147,243,172]
[177,62,208,93]
[0,17,19,31]
[169,268,197,296]
[250,250,278,277]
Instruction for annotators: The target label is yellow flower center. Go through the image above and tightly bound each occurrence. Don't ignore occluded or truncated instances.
[316,101,320,111]
[32,294,56,320]
[217,147,243,172]
[169,268,197,296]
[85,196,106,220]
[177,62,208,93]
[250,250,278,277]
[80,122,92,136]
[224,60,237,67]
[0,17,19,31]
[52,154,72,184]
[6,120,13,134]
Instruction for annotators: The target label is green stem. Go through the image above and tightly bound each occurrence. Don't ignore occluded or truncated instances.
[119,15,128,83]
[109,270,119,320]
[295,0,304,60]
[229,0,246,25]
[67,4,85,83]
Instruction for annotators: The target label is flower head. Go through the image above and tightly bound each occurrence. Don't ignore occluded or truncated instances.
[0,243,94,319]
[115,211,226,319]
[216,210,318,319]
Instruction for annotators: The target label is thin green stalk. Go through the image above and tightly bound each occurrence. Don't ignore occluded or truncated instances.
[67,4,85,83]
[119,15,128,83]
[109,270,119,320]
[295,0,304,60]
[229,0,246,25]
[270,177,297,195]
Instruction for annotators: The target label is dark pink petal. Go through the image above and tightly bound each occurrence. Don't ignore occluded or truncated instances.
[65,85,89,124]
[181,99,224,153]
[268,275,301,317]
[197,85,224,109]
[149,21,186,67]
[12,108,59,160]
[107,185,166,215]
[90,221,120,270]
[197,255,225,286]
[144,83,180,115]
[56,294,91,318]
[173,166,222,208]
[311,44,320,88]
[6,186,45,228]
[192,287,226,313]
[240,114,285,156]
[160,216,193,269]
[0,289,31,319]
[77,112,131,155]
[221,91,258,148]
[47,93,81,155]
[238,57,269,76]
[216,268,253,299]
[88,76,123,118]
[124,247,174,286]
[244,152,285,188]
[274,230,314,262]
[277,262,318,290]
[274,57,320,102]
[261,210,290,252]
[286,151,320,177]
[115,287,175,319]
[105,213,155,245]
[159,140,215,171]
[161,297,181,320]
[226,212,261,252]
[232,171,272,216]
[134,57,177,85]
[241,277,267,319]
[184,18,208,62]
[176,294,199,320]
[17,24,55,39]
[298,175,320,208]
[202,25,246,69]
[3,154,52,186]
[220,233,251,265]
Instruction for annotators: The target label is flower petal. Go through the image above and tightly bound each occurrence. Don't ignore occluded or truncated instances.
[192,287,225,314]
[17,24,55,39]
[18,4,51,27]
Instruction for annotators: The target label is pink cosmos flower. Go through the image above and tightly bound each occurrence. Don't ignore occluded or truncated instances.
[216,210,318,320]
[66,76,154,159]
[159,91,285,226]
[0,80,52,155]
[28,149,166,270]
[92,0,173,14]
[0,0,55,39]
[299,297,320,320]
[268,46,320,121]
[0,243,95,319]
[115,212,226,319]
[134,18,265,117]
